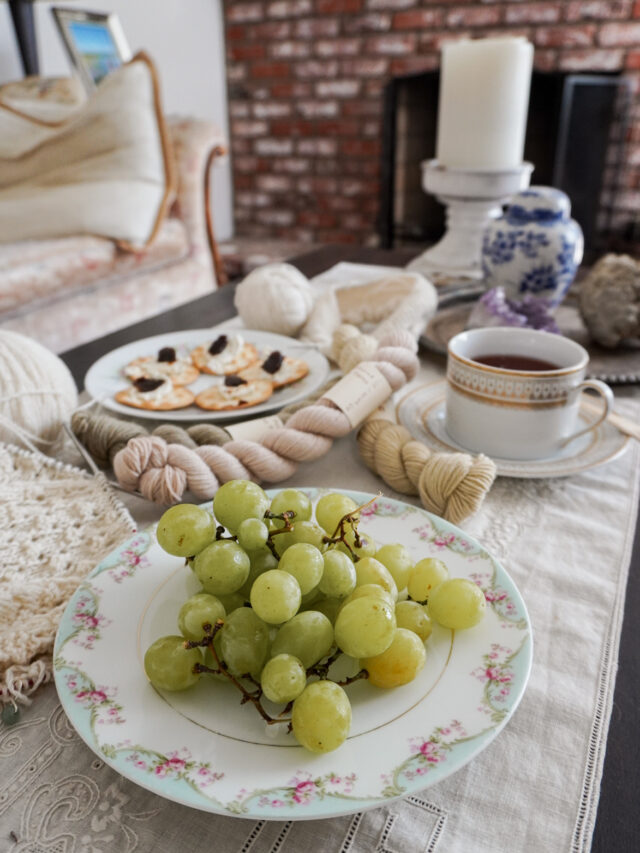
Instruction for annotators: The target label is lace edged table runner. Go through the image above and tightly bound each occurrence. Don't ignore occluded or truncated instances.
[0,391,638,852]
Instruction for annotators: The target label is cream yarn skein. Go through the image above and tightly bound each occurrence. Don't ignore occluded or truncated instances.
[234,263,315,336]
[0,330,78,450]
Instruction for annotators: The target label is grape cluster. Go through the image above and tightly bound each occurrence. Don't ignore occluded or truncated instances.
[144,481,486,754]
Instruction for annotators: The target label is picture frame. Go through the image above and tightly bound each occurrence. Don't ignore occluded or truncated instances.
[51,7,132,91]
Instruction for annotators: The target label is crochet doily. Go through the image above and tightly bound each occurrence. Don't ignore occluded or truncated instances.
[0,442,135,705]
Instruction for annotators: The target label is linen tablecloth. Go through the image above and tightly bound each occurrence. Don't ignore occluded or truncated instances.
[1,360,638,852]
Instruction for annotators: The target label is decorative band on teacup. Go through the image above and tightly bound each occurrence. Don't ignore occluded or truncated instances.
[447,356,582,409]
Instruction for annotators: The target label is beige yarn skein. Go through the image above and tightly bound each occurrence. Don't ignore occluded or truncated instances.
[0,330,78,450]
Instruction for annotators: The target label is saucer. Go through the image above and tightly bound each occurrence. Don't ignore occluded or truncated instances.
[396,380,630,479]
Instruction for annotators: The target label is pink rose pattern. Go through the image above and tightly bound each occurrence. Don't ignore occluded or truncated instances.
[228,771,357,814]
[411,520,483,560]
[107,536,152,584]
[471,643,516,723]
[469,571,526,629]
[65,672,125,726]
[70,590,111,650]
[119,745,223,791]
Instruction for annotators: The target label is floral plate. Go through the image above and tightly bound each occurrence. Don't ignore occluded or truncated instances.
[53,489,532,820]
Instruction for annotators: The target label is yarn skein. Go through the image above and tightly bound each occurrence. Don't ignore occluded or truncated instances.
[357,417,497,525]
[0,330,78,451]
[111,330,419,505]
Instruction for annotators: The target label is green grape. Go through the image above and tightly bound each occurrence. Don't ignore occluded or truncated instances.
[215,591,246,613]
[354,557,398,600]
[311,596,342,625]
[274,520,326,556]
[395,600,433,642]
[269,489,312,527]
[361,628,426,688]
[407,558,449,603]
[237,518,269,551]
[178,593,225,642]
[334,597,396,659]
[335,529,377,559]
[213,480,269,533]
[375,544,413,591]
[278,543,324,595]
[319,550,356,598]
[238,548,278,599]
[271,610,334,668]
[144,635,203,691]
[250,570,301,624]
[340,583,396,611]
[260,654,307,703]
[156,504,215,557]
[194,540,250,595]
[299,586,322,608]
[291,681,352,753]
[428,578,486,630]
[218,607,270,679]
[315,493,358,535]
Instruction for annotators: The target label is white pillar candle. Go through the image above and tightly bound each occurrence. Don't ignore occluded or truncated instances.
[436,37,534,171]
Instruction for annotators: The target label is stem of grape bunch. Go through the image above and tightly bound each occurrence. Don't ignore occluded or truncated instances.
[186,622,367,726]
[321,494,380,561]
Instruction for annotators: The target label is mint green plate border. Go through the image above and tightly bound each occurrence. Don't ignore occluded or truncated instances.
[53,489,533,820]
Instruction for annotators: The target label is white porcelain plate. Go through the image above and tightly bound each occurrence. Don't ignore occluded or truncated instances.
[397,381,630,479]
[84,329,330,422]
[54,488,532,820]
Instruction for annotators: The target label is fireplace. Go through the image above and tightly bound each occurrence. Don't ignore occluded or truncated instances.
[379,70,631,261]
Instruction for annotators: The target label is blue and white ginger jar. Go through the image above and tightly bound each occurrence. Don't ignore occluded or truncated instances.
[481,187,584,307]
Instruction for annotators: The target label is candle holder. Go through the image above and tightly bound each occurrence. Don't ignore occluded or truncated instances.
[407,160,534,283]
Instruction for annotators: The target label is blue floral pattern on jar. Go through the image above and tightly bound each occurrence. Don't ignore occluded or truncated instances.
[481,187,583,307]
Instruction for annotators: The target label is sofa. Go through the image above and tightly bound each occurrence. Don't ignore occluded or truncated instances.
[0,109,227,355]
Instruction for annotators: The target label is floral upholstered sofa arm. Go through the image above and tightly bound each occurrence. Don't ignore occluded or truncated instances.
[166,118,227,283]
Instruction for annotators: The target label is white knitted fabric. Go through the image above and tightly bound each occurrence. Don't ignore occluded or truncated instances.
[0,442,135,705]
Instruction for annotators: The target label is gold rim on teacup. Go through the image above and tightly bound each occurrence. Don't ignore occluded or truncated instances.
[444,328,614,460]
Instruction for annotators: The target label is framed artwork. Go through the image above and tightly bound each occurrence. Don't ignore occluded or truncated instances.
[51,7,132,90]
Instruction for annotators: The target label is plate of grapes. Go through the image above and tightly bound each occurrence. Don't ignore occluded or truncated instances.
[53,483,532,820]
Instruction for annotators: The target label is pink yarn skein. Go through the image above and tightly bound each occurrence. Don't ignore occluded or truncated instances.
[113,330,418,505]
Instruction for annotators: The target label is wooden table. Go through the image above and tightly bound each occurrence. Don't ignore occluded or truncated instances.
[61,245,639,853]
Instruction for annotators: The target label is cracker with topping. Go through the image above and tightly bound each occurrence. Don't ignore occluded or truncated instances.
[191,334,259,376]
[124,346,200,386]
[194,377,273,411]
[115,378,195,411]
[238,350,309,389]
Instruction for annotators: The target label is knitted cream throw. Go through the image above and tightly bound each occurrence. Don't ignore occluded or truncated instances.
[0,442,135,705]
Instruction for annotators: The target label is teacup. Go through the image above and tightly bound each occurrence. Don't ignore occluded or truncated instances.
[444,327,613,461]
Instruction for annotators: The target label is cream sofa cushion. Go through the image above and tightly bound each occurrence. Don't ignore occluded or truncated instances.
[0,52,174,248]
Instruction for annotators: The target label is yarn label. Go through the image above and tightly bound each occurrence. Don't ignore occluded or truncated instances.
[323,363,392,428]
[226,415,284,443]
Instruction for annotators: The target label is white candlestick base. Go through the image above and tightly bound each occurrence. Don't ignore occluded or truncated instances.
[407,160,534,282]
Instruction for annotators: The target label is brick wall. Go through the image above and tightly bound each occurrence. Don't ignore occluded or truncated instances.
[223,1,640,247]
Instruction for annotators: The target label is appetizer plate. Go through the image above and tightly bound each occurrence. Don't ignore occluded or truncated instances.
[54,488,532,821]
[397,381,630,479]
[84,329,330,422]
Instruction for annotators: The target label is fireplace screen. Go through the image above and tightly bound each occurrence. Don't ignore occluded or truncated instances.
[379,70,631,262]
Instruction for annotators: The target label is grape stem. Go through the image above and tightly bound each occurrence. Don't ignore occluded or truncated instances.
[262,509,295,559]
[187,620,290,726]
[321,493,382,561]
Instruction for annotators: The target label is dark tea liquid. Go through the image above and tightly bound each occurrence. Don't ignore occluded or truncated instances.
[473,353,560,371]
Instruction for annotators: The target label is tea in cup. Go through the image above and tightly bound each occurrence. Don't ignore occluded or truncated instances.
[444,327,613,461]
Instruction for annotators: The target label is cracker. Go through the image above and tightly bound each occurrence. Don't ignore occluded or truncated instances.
[239,354,309,389]
[191,338,259,375]
[195,379,273,411]
[124,355,200,386]
[115,384,195,411]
